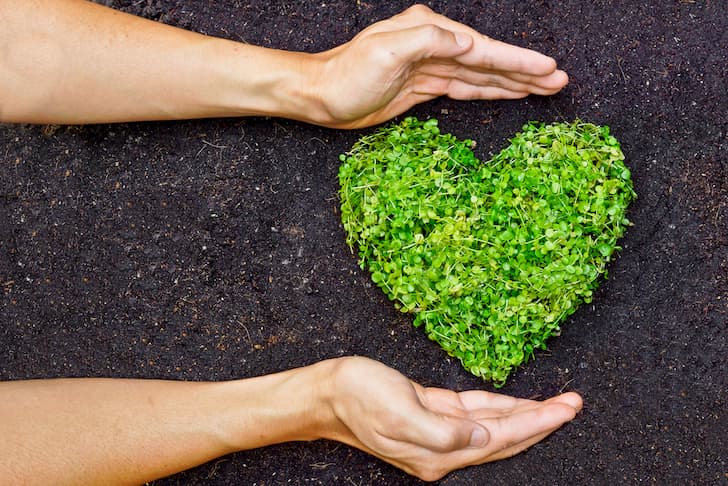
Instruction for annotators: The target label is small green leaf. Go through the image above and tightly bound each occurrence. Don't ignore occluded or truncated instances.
[338,117,635,386]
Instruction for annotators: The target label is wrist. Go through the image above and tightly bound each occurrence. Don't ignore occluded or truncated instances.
[212,358,340,451]
[305,356,371,443]
[205,39,331,125]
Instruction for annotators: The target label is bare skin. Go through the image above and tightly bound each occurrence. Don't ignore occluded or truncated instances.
[0,2,567,126]
[0,1,579,483]
[0,357,581,484]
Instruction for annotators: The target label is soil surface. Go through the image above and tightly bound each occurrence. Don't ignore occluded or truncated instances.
[1,1,726,485]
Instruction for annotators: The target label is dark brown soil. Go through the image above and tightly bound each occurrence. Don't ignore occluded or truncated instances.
[1,1,726,484]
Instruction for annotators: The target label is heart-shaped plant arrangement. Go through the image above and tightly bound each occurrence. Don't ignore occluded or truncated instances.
[338,117,635,385]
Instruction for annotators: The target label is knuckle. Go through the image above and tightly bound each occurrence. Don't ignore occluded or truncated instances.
[420,421,465,452]
[415,467,447,482]
[419,24,442,41]
[431,430,461,451]
[404,4,434,17]
[330,356,368,389]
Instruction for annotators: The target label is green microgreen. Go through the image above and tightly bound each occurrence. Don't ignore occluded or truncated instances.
[338,117,636,386]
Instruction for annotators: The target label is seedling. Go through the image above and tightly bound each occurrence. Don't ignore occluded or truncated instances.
[339,117,635,385]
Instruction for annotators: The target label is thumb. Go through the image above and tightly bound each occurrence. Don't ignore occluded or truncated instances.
[376,25,473,63]
[399,408,490,452]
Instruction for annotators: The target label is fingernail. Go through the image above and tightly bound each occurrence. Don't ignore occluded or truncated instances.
[455,32,471,48]
[469,426,487,447]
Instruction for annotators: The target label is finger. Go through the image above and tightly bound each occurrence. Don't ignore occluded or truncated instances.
[420,387,471,418]
[412,75,532,101]
[370,24,473,65]
[371,5,563,76]
[457,389,538,411]
[424,387,580,422]
[414,68,567,97]
[456,36,560,76]
[462,392,583,422]
[441,402,577,467]
[431,402,579,472]
[417,61,569,92]
[440,425,561,469]
[447,79,531,100]
[506,68,569,90]
[546,392,583,411]
[362,4,470,36]
[484,426,561,462]
[484,402,578,452]
[418,386,555,420]
[479,395,581,461]
[442,72,566,98]
[367,5,483,41]
[383,401,489,453]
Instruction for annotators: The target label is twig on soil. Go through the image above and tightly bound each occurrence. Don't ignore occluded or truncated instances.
[205,459,229,479]
[201,140,228,149]
[196,139,228,157]
[237,318,253,347]
[307,136,328,147]
[616,56,628,82]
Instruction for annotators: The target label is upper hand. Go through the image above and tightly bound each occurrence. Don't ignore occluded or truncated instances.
[320,356,582,481]
[310,4,569,129]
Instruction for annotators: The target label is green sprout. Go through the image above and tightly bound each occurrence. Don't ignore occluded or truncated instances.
[338,117,636,386]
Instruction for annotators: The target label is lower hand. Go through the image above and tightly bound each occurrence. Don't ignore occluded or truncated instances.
[319,356,582,481]
[311,4,569,128]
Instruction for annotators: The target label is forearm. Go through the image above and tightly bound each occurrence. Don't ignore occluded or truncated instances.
[0,0,326,124]
[0,361,335,485]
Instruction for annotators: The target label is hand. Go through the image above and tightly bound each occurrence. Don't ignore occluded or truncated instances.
[0,2,566,126]
[321,356,582,481]
[311,4,569,128]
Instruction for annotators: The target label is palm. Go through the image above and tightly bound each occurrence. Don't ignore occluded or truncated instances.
[328,357,581,481]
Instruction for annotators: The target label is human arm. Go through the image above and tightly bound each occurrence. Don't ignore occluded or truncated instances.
[0,1,568,127]
[0,0,320,124]
[0,356,581,484]
[0,363,328,485]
